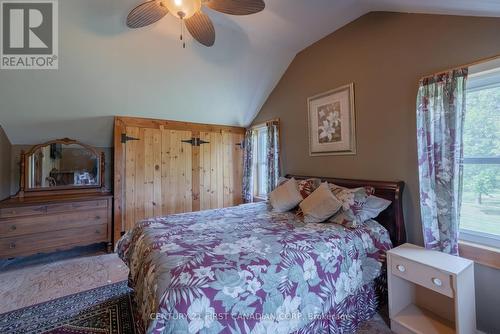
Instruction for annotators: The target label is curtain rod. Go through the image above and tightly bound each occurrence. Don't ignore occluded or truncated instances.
[249,118,280,130]
[419,54,500,81]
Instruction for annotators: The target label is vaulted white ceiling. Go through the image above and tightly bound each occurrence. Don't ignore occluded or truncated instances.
[2,0,500,147]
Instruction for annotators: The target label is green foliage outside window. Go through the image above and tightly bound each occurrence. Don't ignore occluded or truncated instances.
[461,87,500,235]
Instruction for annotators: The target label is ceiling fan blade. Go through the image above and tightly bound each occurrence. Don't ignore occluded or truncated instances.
[204,0,265,15]
[127,1,168,29]
[185,11,215,47]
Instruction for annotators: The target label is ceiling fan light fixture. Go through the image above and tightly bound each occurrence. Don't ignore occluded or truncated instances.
[162,0,201,19]
[127,0,265,47]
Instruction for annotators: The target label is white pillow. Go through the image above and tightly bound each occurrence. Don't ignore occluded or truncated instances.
[357,195,392,222]
[269,178,303,212]
[299,182,342,223]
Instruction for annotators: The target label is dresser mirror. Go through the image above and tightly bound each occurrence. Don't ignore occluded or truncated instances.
[17,138,105,197]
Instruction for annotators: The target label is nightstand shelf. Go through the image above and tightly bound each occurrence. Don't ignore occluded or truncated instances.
[392,304,455,334]
[387,243,476,334]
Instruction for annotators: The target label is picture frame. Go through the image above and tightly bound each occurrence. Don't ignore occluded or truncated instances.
[307,83,356,156]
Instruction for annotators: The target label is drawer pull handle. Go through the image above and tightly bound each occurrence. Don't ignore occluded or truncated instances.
[9,243,16,249]
[10,225,17,231]
[432,278,443,287]
[95,230,100,234]
[396,264,406,273]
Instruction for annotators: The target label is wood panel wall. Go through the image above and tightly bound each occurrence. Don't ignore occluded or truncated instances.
[114,117,245,243]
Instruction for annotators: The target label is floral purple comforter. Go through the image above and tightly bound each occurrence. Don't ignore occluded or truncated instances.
[117,202,392,334]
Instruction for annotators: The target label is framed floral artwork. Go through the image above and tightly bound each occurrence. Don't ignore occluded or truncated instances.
[307,83,356,156]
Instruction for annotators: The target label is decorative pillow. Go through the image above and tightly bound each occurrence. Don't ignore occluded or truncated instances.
[357,195,392,222]
[276,177,321,199]
[299,183,342,223]
[297,178,322,199]
[269,178,303,212]
[328,183,375,197]
[277,176,289,187]
[328,185,374,228]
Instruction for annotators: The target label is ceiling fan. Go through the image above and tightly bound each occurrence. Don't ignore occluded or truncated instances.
[127,0,265,47]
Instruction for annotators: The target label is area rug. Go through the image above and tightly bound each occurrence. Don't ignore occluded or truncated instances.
[0,281,135,334]
[0,253,129,315]
[0,279,392,334]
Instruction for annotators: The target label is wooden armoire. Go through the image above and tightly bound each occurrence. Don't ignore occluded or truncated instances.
[113,116,245,243]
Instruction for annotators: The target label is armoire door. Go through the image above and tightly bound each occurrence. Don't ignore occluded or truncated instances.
[114,116,245,243]
[198,131,244,210]
[123,126,193,233]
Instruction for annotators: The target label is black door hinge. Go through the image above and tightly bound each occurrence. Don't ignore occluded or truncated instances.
[182,138,197,146]
[121,133,140,144]
[181,138,210,146]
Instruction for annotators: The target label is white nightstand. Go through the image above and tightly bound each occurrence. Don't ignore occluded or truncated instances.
[387,243,476,334]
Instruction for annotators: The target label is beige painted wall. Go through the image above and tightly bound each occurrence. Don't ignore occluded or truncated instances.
[252,11,500,333]
[0,126,12,201]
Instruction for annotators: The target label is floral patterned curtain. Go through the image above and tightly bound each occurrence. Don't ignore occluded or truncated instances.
[266,121,280,194]
[417,68,468,255]
[242,129,255,203]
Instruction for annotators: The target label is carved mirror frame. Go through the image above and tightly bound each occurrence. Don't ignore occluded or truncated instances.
[16,138,106,198]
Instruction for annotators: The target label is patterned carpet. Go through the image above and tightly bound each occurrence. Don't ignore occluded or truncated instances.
[0,281,135,334]
[0,252,128,315]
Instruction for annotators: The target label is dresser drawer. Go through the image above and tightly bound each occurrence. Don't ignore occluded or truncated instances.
[45,200,108,214]
[0,224,108,258]
[390,254,454,297]
[0,200,108,219]
[0,209,108,238]
[0,205,47,218]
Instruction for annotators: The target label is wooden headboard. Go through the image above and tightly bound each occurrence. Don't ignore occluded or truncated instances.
[286,175,406,247]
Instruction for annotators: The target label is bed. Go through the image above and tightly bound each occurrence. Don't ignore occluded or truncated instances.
[117,175,405,334]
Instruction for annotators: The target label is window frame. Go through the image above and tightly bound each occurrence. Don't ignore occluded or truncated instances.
[252,125,268,199]
[458,61,500,252]
[460,229,500,250]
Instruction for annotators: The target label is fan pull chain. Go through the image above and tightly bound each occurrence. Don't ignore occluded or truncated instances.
[182,20,185,48]
[179,12,186,49]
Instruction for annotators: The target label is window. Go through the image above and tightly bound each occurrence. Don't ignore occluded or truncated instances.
[460,60,500,248]
[253,126,268,198]
[242,120,279,203]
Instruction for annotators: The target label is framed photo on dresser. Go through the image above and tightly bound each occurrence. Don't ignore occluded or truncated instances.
[307,83,356,156]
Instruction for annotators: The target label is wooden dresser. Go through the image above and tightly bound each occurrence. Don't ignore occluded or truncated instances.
[0,193,113,259]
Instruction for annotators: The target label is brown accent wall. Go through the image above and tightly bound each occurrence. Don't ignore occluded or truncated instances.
[0,126,12,201]
[252,12,500,333]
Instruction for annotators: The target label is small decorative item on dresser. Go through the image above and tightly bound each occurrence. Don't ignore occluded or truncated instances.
[387,243,476,334]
